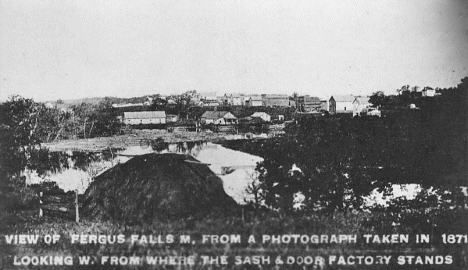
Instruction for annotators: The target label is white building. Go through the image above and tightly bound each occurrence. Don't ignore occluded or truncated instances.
[329,95,354,114]
[123,111,166,125]
[251,112,271,122]
[201,111,237,125]
[352,97,371,116]
[422,87,435,97]
[246,95,263,107]
[226,93,245,106]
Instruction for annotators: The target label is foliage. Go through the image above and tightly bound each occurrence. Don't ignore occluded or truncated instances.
[0,96,43,181]
[222,78,467,212]
[88,97,123,137]
[368,91,388,108]
[0,95,122,175]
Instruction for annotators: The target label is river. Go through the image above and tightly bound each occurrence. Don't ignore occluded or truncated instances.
[25,141,431,207]
[25,142,263,204]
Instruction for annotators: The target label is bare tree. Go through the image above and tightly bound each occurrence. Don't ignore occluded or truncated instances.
[245,171,264,214]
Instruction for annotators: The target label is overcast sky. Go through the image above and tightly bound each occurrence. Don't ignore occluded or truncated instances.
[1,0,467,101]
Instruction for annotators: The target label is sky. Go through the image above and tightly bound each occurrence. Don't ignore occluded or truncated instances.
[1,0,467,102]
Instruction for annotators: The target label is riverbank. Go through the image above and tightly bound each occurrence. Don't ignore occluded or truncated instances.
[43,129,280,152]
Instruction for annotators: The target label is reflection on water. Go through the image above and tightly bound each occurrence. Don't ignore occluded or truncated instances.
[27,141,428,206]
[24,149,119,193]
[27,141,262,204]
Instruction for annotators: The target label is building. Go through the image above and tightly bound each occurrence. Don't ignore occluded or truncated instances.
[167,99,177,106]
[352,97,371,116]
[289,99,296,108]
[263,94,290,107]
[329,95,354,114]
[198,92,219,106]
[297,95,322,113]
[123,111,166,125]
[320,99,329,112]
[217,96,225,104]
[166,114,178,123]
[199,92,217,100]
[202,101,220,107]
[246,95,263,107]
[190,97,202,106]
[222,94,230,106]
[201,111,237,125]
[144,97,153,106]
[422,87,435,97]
[251,112,271,122]
[225,93,245,106]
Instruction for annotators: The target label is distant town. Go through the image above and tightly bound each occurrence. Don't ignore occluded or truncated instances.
[41,86,438,133]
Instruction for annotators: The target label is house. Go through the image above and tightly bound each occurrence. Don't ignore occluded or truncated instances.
[329,95,354,114]
[199,92,218,102]
[226,93,245,106]
[352,97,371,116]
[123,111,166,125]
[297,95,322,113]
[251,112,271,122]
[166,114,178,123]
[144,97,153,106]
[289,99,296,108]
[217,96,225,104]
[320,99,329,112]
[201,111,237,125]
[422,87,435,97]
[246,95,263,107]
[222,94,230,106]
[197,92,219,106]
[263,94,289,107]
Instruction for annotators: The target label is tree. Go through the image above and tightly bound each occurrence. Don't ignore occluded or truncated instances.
[369,91,387,108]
[0,96,59,187]
[0,96,41,178]
[245,171,264,211]
[89,98,122,137]
[253,79,467,211]
[150,95,168,111]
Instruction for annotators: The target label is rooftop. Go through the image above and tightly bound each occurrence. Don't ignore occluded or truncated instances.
[124,111,166,119]
[331,95,355,102]
[201,111,236,119]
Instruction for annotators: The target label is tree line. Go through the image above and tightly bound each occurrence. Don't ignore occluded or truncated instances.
[225,77,467,212]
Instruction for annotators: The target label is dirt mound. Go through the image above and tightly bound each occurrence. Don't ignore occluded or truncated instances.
[82,153,238,221]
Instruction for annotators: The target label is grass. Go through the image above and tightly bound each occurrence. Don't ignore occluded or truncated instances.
[1,209,467,269]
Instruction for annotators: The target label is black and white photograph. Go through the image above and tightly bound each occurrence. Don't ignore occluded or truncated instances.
[0,0,467,269]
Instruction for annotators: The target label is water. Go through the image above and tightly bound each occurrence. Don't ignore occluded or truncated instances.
[26,142,263,204]
[26,142,432,206]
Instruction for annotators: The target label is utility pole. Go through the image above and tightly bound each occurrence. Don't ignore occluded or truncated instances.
[75,189,79,223]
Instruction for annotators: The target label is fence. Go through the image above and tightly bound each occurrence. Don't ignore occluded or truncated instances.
[39,190,80,222]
